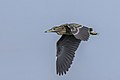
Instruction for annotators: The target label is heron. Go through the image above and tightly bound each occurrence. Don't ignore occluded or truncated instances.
[45,23,98,76]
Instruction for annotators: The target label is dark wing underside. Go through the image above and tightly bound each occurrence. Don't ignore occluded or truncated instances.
[72,26,90,41]
[56,35,81,76]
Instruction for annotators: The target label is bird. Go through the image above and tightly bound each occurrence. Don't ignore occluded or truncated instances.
[45,23,98,76]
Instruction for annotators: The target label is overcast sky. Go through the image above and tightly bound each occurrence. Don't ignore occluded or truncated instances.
[0,0,120,80]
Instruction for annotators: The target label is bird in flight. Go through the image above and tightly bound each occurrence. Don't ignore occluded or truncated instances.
[45,23,98,76]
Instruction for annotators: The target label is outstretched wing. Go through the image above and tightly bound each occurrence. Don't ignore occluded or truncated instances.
[56,35,81,76]
[70,26,90,41]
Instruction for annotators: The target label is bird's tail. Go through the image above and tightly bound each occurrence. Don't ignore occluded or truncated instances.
[89,28,98,35]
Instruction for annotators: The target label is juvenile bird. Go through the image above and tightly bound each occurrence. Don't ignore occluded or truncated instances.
[45,23,98,76]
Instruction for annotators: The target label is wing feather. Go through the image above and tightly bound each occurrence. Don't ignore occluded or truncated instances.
[74,27,89,41]
[56,35,81,76]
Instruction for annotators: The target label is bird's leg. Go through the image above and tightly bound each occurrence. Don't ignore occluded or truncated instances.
[90,31,98,35]
[89,28,99,35]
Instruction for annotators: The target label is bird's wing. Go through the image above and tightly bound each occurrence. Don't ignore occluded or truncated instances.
[71,26,90,41]
[56,35,81,76]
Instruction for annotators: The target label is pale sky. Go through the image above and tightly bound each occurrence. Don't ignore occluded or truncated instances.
[0,0,120,80]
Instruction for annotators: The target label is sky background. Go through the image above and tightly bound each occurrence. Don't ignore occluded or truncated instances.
[0,0,120,80]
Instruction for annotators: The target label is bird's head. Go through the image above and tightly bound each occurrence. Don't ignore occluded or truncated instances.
[45,26,66,35]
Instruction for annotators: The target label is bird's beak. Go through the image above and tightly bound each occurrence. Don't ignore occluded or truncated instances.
[44,28,56,33]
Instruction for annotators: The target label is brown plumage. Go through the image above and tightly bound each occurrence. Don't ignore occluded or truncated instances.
[45,23,98,76]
